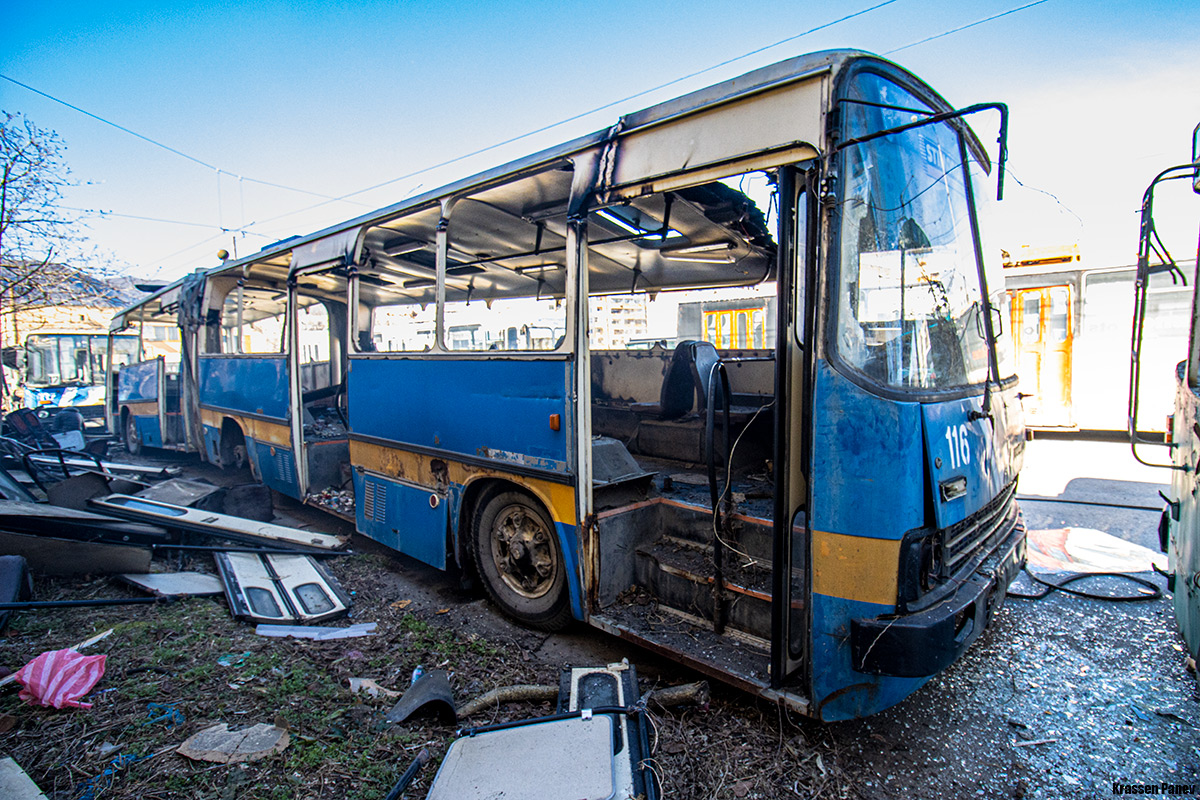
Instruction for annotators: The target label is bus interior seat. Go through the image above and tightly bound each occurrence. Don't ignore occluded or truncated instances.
[659,340,720,421]
[592,341,772,468]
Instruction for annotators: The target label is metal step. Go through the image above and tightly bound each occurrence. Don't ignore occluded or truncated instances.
[650,498,775,562]
[588,605,809,716]
[634,536,776,640]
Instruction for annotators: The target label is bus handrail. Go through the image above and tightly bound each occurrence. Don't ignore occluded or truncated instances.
[705,360,733,636]
[1128,162,1198,470]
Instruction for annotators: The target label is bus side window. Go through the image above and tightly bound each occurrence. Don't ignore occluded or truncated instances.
[221,287,286,354]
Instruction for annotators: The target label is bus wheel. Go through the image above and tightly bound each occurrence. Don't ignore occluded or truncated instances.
[473,490,571,632]
[219,424,249,472]
[124,413,141,456]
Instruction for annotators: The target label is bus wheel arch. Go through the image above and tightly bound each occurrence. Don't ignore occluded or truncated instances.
[469,481,571,632]
[121,408,141,455]
[218,418,249,472]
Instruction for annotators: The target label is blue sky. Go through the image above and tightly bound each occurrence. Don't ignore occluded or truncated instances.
[3,0,1198,279]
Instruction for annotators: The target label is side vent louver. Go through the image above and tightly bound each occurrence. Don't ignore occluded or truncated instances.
[363,478,387,522]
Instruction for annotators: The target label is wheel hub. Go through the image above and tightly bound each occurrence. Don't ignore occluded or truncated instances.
[491,505,557,599]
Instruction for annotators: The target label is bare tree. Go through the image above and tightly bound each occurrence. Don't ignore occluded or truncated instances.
[0,111,77,274]
[0,112,128,407]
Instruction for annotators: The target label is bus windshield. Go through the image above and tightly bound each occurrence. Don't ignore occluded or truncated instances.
[834,71,990,392]
[26,334,138,387]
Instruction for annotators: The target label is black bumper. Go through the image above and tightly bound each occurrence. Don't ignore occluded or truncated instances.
[850,523,1026,678]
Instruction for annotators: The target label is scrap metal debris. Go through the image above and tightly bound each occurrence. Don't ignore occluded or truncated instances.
[254,622,377,640]
[303,414,346,441]
[117,572,223,598]
[384,669,456,725]
[0,756,47,800]
[308,488,354,515]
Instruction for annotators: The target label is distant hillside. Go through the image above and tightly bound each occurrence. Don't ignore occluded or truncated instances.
[0,261,145,309]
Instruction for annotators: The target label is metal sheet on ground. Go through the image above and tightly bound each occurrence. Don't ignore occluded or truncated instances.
[27,455,175,478]
[133,478,224,509]
[426,716,617,800]
[0,531,151,575]
[119,572,225,597]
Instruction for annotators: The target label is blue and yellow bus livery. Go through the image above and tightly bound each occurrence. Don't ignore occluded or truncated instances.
[110,50,1025,719]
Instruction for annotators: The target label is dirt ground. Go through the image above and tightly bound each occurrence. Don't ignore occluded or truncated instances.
[0,441,1197,799]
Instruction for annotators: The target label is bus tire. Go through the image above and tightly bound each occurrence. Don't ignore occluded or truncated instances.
[123,412,142,456]
[472,490,571,632]
[219,423,249,472]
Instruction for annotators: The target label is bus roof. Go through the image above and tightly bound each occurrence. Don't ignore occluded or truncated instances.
[121,49,974,310]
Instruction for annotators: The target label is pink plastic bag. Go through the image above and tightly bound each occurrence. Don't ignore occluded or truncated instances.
[15,648,106,709]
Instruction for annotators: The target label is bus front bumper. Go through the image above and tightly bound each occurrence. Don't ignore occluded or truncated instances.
[849,526,1026,678]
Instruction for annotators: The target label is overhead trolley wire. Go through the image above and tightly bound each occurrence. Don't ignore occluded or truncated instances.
[241,0,905,228]
[60,205,272,236]
[885,0,1051,55]
[245,0,1051,231]
[0,72,366,205]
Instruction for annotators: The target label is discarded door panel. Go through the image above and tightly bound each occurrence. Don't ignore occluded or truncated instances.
[558,662,657,800]
[90,494,346,551]
[214,552,350,624]
[426,715,618,800]
[426,661,659,800]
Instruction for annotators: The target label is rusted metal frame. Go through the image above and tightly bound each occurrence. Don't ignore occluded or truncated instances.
[770,166,799,688]
[588,613,810,715]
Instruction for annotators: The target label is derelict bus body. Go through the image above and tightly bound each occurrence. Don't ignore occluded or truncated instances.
[110,50,1026,719]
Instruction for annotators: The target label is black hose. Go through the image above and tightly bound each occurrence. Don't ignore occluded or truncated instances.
[0,596,175,610]
[1007,567,1162,602]
[1016,495,1161,513]
[382,748,431,800]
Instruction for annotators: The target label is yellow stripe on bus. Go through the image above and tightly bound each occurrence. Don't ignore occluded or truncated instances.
[349,439,577,527]
[810,529,900,607]
[123,401,158,416]
[199,408,291,447]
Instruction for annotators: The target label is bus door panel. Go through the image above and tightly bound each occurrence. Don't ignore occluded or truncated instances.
[771,166,810,689]
[1010,286,1073,426]
[807,361,928,720]
[120,359,164,447]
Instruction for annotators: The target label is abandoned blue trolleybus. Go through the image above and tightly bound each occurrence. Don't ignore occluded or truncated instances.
[110,50,1026,719]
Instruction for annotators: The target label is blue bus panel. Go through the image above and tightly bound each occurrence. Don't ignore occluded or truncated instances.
[198,356,289,420]
[347,357,570,473]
